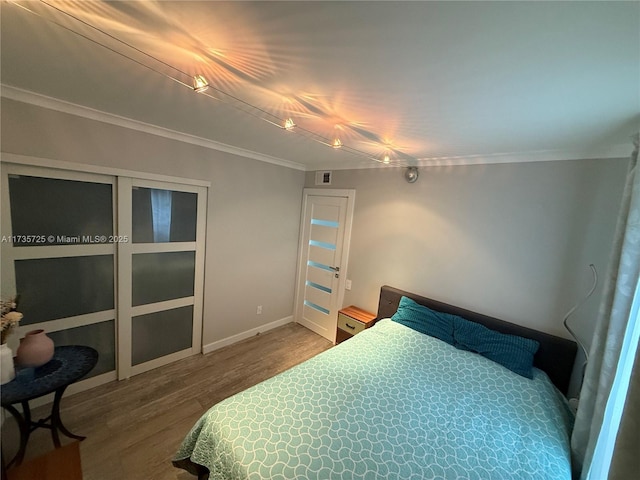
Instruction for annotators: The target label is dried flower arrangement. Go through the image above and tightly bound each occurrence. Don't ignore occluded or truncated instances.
[1,296,22,344]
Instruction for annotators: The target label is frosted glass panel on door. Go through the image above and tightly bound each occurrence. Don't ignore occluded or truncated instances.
[15,255,115,325]
[132,188,197,243]
[131,251,195,306]
[132,306,193,365]
[8,175,113,245]
[48,320,116,378]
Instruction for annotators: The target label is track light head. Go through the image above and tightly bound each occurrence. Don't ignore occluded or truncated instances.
[405,166,419,183]
[193,74,209,93]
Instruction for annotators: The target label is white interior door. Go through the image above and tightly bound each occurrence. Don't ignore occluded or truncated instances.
[0,163,118,392]
[294,189,355,342]
[117,178,207,379]
[1,157,209,391]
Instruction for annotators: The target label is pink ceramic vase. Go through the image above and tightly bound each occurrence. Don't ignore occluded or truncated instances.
[16,329,55,368]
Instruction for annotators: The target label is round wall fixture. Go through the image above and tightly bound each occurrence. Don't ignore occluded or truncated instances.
[404,166,419,183]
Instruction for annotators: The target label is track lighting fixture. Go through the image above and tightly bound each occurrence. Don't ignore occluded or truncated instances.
[9,1,420,168]
[405,166,419,183]
[193,75,209,93]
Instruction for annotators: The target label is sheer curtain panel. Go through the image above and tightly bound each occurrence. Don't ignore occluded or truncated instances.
[571,134,640,479]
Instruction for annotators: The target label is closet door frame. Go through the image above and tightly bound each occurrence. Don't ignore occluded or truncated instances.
[1,154,210,392]
[117,177,207,379]
[0,162,118,394]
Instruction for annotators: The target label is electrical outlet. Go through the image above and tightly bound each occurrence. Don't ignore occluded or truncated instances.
[257,305,262,314]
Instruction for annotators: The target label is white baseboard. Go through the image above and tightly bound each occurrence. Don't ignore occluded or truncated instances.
[202,316,294,354]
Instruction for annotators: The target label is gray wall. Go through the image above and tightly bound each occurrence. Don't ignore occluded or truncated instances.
[305,160,627,350]
[1,98,306,347]
[3,96,630,397]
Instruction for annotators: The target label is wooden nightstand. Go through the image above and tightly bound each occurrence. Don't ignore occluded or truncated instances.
[336,306,377,344]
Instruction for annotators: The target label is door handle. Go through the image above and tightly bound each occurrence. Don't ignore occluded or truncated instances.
[329,266,340,272]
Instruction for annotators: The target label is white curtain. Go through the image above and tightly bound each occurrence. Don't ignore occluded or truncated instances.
[608,345,640,478]
[571,134,640,479]
[150,189,172,243]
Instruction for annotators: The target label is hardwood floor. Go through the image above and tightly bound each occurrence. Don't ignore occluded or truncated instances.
[2,322,333,480]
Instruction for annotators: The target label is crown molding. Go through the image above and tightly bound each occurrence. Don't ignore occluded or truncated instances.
[1,84,307,171]
[412,145,631,167]
[2,84,630,173]
[306,144,630,171]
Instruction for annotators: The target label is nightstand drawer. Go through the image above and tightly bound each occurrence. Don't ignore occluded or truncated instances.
[338,312,366,335]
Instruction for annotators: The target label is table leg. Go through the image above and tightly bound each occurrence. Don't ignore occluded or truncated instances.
[3,403,30,467]
[51,392,62,448]
[52,386,85,443]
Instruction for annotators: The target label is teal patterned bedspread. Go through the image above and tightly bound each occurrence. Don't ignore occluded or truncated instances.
[174,319,574,479]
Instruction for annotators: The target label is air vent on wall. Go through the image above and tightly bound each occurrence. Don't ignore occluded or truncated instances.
[315,171,332,186]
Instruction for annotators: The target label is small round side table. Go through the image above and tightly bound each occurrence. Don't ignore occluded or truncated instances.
[1,345,98,469]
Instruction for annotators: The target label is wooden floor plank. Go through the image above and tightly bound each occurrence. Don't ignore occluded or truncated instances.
[1,322,332,479]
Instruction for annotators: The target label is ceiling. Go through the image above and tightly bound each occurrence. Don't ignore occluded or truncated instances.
[1,1,638,171]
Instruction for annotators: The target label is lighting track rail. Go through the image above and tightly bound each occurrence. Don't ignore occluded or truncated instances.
[8,0,418,168]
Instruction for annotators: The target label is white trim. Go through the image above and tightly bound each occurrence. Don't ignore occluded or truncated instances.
[15,310,115,336]
[130,347,194,377]
[8,244,115,259]
[131,297,195,317]
[1,85,306,172]
[5,161,115,184]
[192,188,207,356]
[202,316,294,354]
[413,146,631,166]
[116,177,133,380]
[1,152,211,188]
[0,163,16,296]
[130,242,196,254]
[305,145,631,171]
[132,177,205,193]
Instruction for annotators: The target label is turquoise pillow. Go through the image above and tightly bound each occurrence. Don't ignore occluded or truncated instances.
[453,316,540,379]
[390,296,455,345]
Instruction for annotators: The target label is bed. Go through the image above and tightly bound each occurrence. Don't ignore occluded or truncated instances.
[173,285,577,479]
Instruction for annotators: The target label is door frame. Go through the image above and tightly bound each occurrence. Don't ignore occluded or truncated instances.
[0,162,119,393]
[1,154,210,391]
[117,177,207,380]
[293,188,356,343]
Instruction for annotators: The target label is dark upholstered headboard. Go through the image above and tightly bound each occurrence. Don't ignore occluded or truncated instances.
[376,285,577,395]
